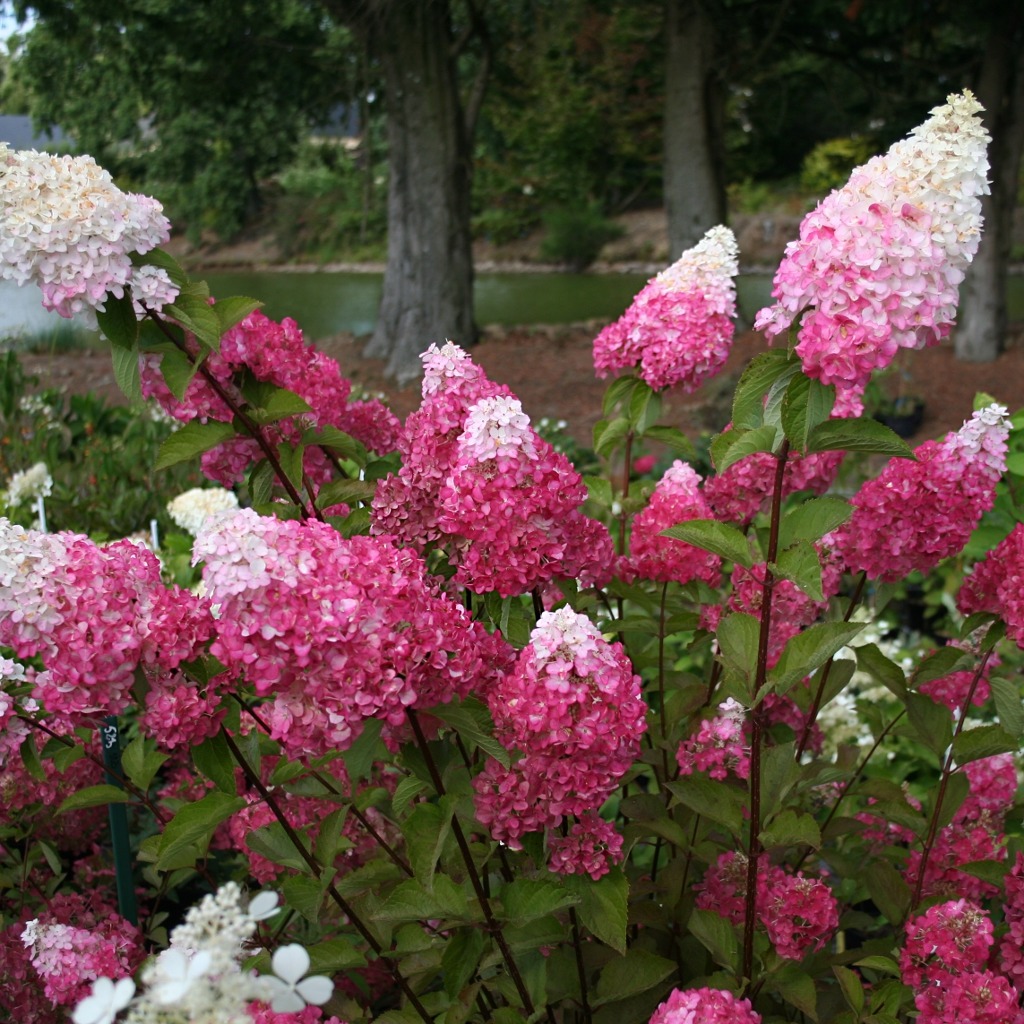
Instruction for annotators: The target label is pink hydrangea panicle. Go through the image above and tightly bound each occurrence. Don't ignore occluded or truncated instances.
[194,508,505,760]
[900,899,993,988]
[832,403,1009,581]
[677,698,750,781]
[998,853,1024,990]
[547,812,624,881]
[648,986,762,1024]
[694,851,750,925]
[140,311,401,487]
[959,522,1024,647]
[760,871,840,960]
[474,607,645,850]
[593,226,738,392]
[913,970,1024,1024]
[754,91,990,391]
[0,145,176,327]
[626,460,721,587]
[436,393,615,596]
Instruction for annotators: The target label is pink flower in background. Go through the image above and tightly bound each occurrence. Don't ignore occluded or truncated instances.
[755,91,990,391]
[959,522,1024,647]
[547,812,624,881]
[648,986,761,1024]
[593,226,738,392]
[0,144,175,325]
[625,460,721,587]
[901,899,993,988]
[832,404,1009,581]
[677,698,750,781]
[141,311,400,487]
[760,871,840,960]
[913,971,1024,1024]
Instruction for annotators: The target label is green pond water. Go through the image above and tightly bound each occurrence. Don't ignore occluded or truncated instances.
[1,270,1022,351]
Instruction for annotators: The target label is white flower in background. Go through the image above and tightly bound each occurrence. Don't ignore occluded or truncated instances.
[3,462,52,508]
[71,884,316,1024]
[264,945,334,1013]
[0,144,177,327]
[72,977,136,1024]
[167,487,240,537]
[148,949,214,1005]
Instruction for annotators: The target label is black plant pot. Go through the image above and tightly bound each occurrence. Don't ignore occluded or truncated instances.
[875,397,925,438]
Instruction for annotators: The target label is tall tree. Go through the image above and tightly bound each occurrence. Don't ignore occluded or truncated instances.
[662,0,725,257]
[323,0,486,381]
[955,5,1024,361]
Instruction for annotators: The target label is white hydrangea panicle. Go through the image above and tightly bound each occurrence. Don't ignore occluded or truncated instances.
[166,487,240,537]
[71,883,327,1024]
[655,224,739,314]
[3,462,53,508]
[458,395,537,462]
[0,146,177,328]
[942,402,1010,474]
[420,340,484,396]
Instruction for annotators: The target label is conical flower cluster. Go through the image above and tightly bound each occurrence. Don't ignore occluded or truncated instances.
[755,91,990,390]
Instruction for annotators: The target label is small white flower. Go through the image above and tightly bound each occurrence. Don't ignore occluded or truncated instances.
[264,944,334,1012]
[149,948,213,1004]
[247,890,281,922]
[72,977,135,1024]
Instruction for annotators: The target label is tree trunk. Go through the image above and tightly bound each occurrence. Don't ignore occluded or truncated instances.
[663,0,726,259]
[955,8,1024,362]
[362,0,477,382]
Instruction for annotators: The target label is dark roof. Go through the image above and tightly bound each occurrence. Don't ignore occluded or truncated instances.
[0,114,72,150]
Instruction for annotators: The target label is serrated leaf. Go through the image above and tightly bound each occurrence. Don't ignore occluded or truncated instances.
[430,697,511,768]
[759,808,821,850]
[628,383,663,434]
[314,478,376,510]
[643,424,696,458]
[166,291,222,350]
[341,718,386,783]
[687,908,739,972]
[155,420,236,470]
[911,646,975,687]
[773,539,823,601]
[562,868,628,953]
[661,518,752,567]
[377,876,468,923]
[665,776,745,833]
[247,459,274,507]
[991,676,1024,737]
[247,821,312,873]
[715,423,780,473]
[778,496,852,549]
[213,295,262,333]
[781,373,836,452]
[952,724,1018,765]
[770,962,818,1020]
[594,949,676,1006]
[57,784,131,814]
[121,737,168,793]
[602,375,639,416]
[768,621,865,697]
[133,246,188,288]
[834,965,865,1014]
[863,858,910,926]
[191,732,237,795]
[904,692,953,756]
[20,734,45,782]
[716,611,761,693]
[855,643,907,699]
[594,416,631,458]
[282,874,325,923]
[404,799,454,884]
[307,425,368,463]
[276,441,306,492]
[111,344,142,403]
[501,878,580,925]
[157,346,199,401]
[732,349,798,429]
[442,928,484,998]
[158,791,246,869]
[251,386,312,424]
[806,417,915,458]
[96,291,140,349]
